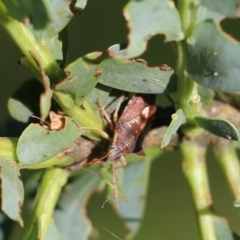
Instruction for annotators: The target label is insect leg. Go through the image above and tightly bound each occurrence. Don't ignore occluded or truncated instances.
[80,127,110,139]
[96,100,112,124]
[72,120,110,140]
[111,160,119,209]
[113,94,125,122]
[114,155,127,169]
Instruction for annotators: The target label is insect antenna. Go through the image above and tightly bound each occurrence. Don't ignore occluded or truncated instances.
[30,115,50,127]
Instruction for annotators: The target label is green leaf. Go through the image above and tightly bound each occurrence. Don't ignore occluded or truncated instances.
[8,79,44,123]
[109,0,183,59]
[97,58,177,94]
[186,21,240,92]
[198,85,214,107]
[86,83,112,110]
[2,0,49,29]
[26,0,73,41]
[200,0,240,18]
[196,5,223,24]
[46,27,68,67]
[8,98,33,123]
[74,0,88,11]
[194,116,240,141]
[17,116,83,164]
[161,109,186,149]
[0,159,24,225]
[54,168,103,240]
[114,148,161,239]
[48,35,63,61]
[55,52,102,105]
[45,219,64,240]
[214,216,240,240]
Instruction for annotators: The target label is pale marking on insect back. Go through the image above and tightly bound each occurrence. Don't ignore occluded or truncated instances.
[142,106,150,118]
[126,117,140,128]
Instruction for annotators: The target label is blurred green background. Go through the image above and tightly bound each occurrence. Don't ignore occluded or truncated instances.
[0,0,240,239]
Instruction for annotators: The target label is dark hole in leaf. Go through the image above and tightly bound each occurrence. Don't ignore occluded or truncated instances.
[220,18,240,41]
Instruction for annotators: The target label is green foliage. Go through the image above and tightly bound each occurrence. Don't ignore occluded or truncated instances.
[0,0,240,239]
[186,21,240,91]
[194,116,240,141]
[161,109,186,148]
[17,117,83,165]
[110,0,183,58]
[55,52,101,105]
[0,159,24,225]
[97,58,176,93]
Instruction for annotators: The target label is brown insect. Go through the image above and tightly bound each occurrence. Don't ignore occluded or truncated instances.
[85,95,156,208]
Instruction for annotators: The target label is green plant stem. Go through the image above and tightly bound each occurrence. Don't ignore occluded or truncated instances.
[177,0,196,38]
[175,42,195,118]
[0,3,104,139]
[214,139,240,201]
[181,140,217,240]
[175,1,202,137]
[23,168,69,240]
[0,2,64,83]
[53,92,105,139]
[174,41,202,136]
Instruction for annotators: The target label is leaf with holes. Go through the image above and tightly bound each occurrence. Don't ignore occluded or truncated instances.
[0,159,24,225]
[55,52,102,105]
[97,58,177,94]
[109,0,183,59]
[2,0,49,29]
[196,5,224,24]
[186,21,240,92]
[27,0,73,41]
[17,116,83,165]
[47,28,68,66]
[194,116,240,140]
[200,0,240,18]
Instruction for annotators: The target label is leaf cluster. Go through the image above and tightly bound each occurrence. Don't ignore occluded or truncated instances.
[0,0,240,239]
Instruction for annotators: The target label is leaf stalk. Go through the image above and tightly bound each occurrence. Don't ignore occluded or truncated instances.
[181,140,217,240]
[214,139,240,201]
[23,168,69,240]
